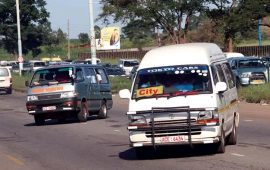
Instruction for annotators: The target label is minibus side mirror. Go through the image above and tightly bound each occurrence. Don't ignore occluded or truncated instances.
[25,80,29,87]
[215,82,227,93]
[119,89,131,99]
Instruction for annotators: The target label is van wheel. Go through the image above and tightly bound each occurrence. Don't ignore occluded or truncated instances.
[215,128,226,153]
[78,102,88,122]
[228,119,237,145]
[6,87,12,94]
[98,101,107,119]
[34,115,45,125]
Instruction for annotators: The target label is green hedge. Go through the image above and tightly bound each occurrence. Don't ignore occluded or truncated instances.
[238,83,270,103]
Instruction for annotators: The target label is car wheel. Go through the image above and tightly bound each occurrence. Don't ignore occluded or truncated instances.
[228,119,237,145]
[78,102,88,122]
[34,115,45,125]
[216,128,226,153]
[98,101,107,119]
[6,87,12,94]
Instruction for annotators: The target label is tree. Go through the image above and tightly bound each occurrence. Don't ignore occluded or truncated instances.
[56,28,67,43]
[0,0,50,57]
[78,33,89,44]
[206,0,270,52]
[98,0,206,44]
[94,25,101,39]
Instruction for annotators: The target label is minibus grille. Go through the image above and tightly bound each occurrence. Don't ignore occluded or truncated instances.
[38,94,61,100]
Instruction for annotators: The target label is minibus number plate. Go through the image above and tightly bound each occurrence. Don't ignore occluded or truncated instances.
[42,106,56,111]
[161,136,185,143]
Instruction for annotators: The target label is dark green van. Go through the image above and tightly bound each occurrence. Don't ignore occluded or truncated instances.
[26,64,113,125]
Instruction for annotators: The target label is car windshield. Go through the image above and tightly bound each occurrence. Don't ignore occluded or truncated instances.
[123,61,139,67]
[30,67,74,86]
[132,65,212,99]
[0,68,9,77]
[238,59,265,68]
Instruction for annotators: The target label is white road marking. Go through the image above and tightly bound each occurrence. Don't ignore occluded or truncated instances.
[114,130,120,132]
[243,119,253,122]
[231,153,245,157]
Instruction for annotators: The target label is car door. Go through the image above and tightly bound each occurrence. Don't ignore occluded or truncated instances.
[84,67,100,111]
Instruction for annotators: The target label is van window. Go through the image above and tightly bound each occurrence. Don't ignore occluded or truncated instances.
[84,67,97,84]
[124,61,139,67]
[216,65,226,83]
[222,63,235,88]
[95,68,108,84]
[132,65,212,99]
[210,65,219,85]
[76,68,84,81]
[0,68,9,77]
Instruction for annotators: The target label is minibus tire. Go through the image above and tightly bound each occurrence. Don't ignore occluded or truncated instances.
[78,102,88,122]
[34,115,45,125]
[228,120,237,145]
[98,101,107,119]
[216,129,225,153]
[6,87,12,94]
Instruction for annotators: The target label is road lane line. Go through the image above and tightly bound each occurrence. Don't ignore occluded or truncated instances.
[6,155,24,166]
[231,153,245,157]
[243,119,253,122]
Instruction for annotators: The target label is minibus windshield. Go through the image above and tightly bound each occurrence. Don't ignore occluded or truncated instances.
[132,65,212,99]
[30,67,74,86]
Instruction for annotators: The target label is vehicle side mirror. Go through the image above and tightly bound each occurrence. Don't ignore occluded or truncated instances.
[25,80,29,87]
[215,82,227,93]
[119,89,131,99]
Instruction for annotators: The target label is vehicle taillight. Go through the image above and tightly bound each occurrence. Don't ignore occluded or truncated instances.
[26,103,36,111]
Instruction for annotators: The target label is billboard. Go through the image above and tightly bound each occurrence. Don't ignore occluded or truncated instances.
[96,27,121,50]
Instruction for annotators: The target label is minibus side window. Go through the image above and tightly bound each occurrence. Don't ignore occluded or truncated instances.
[95,68,108,84]
[210,65,219,85]
[84,68,97,84]
[222,63,235,89]
[216,64,227,84]
[76,68,84,81]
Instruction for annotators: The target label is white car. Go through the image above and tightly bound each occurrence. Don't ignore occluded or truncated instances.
[118,59,139,76]
[0,67,12,94]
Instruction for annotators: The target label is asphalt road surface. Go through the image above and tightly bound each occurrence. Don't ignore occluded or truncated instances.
[0,91,270,170]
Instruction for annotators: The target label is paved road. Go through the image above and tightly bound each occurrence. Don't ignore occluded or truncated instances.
[0,91,270,170]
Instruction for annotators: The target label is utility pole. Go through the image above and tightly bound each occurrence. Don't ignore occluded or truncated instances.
[258,18,262,47]
[88,0,97,65]
[16,0,23,76]
[67,18,71,60]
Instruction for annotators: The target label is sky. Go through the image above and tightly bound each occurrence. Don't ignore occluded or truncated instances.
[46,0,104,39]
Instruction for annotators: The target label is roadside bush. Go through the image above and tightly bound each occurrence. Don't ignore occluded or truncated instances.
[109,76,132,94]
[238,83,270,103]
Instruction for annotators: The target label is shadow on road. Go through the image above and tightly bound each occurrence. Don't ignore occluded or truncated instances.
[24,115,100,127]
[119,145,217,160]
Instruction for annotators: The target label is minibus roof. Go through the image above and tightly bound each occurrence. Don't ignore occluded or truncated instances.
[139,43,225,70]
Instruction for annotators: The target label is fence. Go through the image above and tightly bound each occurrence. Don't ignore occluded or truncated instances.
[78,45,270,60]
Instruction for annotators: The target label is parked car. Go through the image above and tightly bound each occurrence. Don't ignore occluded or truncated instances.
[0,67,12,94]
[101,63,125,76]
[29,61,46,72]
[118,59,139,76]
[224,52,244,58]
[228,57,268,87]
[25,64,113,125]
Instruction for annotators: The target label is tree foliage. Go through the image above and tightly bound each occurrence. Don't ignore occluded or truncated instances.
[98,0,205,44]
[0,0,50,57]
[78,33,89,44]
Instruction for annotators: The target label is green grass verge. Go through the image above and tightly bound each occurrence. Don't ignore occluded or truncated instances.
[238,83,270,103]
[12,73,132,94]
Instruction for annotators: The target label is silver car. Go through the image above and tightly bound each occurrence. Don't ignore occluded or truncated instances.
[228,57,268,87]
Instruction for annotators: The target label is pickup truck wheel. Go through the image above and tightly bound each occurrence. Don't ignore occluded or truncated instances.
[228,119,237,145]
[34,115,45,125]
[98,101,107,119]
[78,102,88,122]
[216,128,226,153]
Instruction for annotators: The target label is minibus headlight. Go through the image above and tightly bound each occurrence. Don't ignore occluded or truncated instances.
[27,95,38,101]
[197,111,213,120]
[60,91,77,98]
[128,115,147,126]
